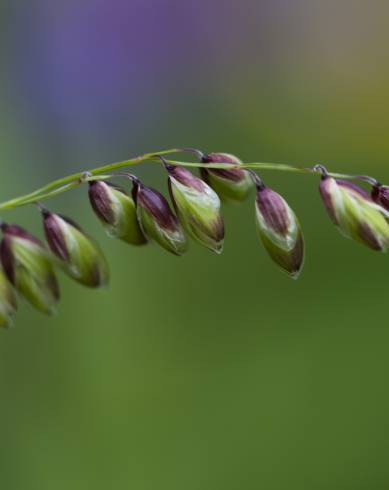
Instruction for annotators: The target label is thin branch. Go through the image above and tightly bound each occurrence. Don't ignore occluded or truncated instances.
[0,149,380,210]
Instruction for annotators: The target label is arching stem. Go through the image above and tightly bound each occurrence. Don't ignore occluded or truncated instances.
[0,149,380,211]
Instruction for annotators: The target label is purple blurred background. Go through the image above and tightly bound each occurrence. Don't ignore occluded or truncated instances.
[3,0,389,176]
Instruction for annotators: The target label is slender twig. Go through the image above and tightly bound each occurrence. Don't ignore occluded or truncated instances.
[0,149,379,211]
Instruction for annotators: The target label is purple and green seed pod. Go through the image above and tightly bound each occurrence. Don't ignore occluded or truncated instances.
[255,187,304,278]
[320,177,389,251]
[42,211,109,287]
[133,181,187,256]
[167,165,224,254]
[88,180,147,245]
[0,224,59,314]
[200,152,253,201]
[0,266,17,328]
[372,184,389,212]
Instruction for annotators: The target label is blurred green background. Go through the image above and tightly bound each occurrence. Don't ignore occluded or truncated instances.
[1,1,389,488]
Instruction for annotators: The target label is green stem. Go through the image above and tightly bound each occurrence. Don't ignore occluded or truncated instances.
[0,149,375,211]
[161,159,364,181]
[0,149,179,211]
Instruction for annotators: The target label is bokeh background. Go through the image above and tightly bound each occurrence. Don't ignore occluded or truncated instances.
[1,1,389,488]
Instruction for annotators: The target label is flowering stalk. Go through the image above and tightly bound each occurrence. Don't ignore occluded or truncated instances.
[0,151,370,211]
[0,147,388,327]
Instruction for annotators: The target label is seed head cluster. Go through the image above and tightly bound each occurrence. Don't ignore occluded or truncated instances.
[1,151,389,328]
